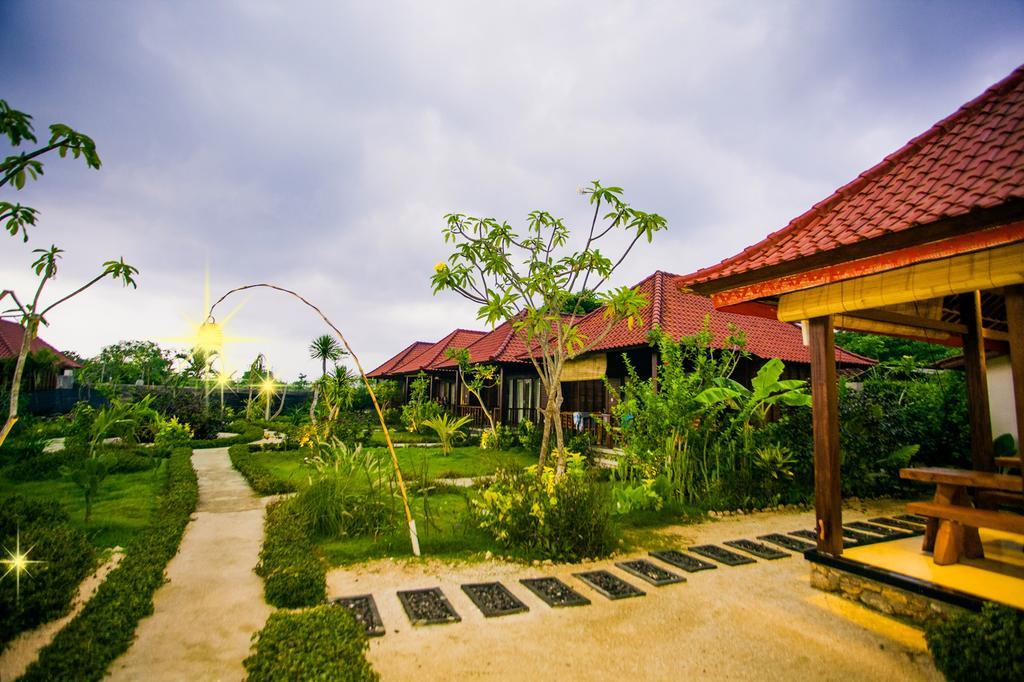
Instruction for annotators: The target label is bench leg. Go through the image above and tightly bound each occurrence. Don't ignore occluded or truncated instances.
[922,518,937,552]
[963,526,985,559]
[933,520,964,565]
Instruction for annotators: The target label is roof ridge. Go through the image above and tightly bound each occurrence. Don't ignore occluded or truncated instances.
[685,63,1024,284]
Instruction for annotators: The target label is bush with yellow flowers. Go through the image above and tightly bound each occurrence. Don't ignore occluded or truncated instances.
[473,451,616,561]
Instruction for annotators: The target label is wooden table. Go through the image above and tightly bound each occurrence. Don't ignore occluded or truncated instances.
[900,467,1024,565]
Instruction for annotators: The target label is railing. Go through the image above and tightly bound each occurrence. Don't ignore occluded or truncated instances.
[559,411,615,449]
[453,404,498,429]
[452,404,616,448]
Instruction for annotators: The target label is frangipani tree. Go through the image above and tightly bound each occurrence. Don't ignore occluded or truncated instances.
[432,181,666,469]
[445,347,500,437]
[1,247,138,446]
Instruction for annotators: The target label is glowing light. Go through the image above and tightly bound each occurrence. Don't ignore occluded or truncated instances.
[259,375,278,396]
[164,266,255,368]
[1,529,45,602]
[215,371,233,388]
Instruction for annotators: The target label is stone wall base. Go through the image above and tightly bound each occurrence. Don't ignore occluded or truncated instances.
[810,563,966,626]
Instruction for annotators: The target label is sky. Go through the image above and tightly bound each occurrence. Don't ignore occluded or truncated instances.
[2,0,1023,381]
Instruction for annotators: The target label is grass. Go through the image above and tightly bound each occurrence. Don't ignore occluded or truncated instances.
[250,444,537,491]
[317,490,496,565]
[0,467,163,548]
[368,429,437,445]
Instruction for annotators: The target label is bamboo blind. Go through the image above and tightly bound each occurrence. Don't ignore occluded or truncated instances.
[778,242,1024,322]
[561,353,607,381]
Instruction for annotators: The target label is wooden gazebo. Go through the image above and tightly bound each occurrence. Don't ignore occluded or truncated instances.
[681,64,1024,557]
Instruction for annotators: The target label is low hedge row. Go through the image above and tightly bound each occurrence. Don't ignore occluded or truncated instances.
[256,499,326,608]
[0,496,95,650]
[19,446,199,682]
[925,604,1024,681]
[228,444,297,495]
[243,605,377,681]
[189,423,264,449]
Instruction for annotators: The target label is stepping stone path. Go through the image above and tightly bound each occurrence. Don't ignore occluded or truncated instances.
[334,516,919,634]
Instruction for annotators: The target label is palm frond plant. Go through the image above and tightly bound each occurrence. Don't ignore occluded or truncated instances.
[309,334,346,378]
[421,413,472,456]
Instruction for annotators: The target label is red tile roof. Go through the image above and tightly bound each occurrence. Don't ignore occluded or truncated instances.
[432,314,535,369]
[367,340,434,378]
[683,64,1024,289]
[573,271,874,366]
[385,328,487,375]
[0,320,81,369]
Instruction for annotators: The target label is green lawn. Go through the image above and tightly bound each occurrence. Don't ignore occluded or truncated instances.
[368,429,437,445]
[317,490,496,565]
[0,467,164,548]
[251,445,536,490]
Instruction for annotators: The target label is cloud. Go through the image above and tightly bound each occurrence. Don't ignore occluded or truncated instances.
[2,0,1022,378]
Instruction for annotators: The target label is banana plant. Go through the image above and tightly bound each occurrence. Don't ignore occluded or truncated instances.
[694,358,811,447]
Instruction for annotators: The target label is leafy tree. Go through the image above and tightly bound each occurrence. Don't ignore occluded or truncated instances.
[1,247,137,446]
[445,347,500,436]
[1,100,101,241]
[79,340,175,386]
[309,334,346,378]
[834,331,956,366]
[432,181,666,468]
[561,289,602,314]
[400,372,441,433]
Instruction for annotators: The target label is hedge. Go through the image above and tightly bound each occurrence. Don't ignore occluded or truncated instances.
[243,605,377,681]
[228,444,297,495]
[19,446,198,681]
[189,422,264,449]
[256,499,326,608]
[0,497,95,650]
[925,604,1024,681]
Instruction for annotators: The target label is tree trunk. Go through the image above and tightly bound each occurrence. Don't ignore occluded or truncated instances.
[0,317,40,447]
[271,386,288,419]
[538,394,555,469]
[552,382,568,474]
[309,383,320,425]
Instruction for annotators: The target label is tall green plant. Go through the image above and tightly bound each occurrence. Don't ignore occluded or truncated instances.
[432,181,666,469]
[445,347,500,436]
[421,413,472,456]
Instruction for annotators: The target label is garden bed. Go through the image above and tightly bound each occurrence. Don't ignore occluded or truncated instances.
[519,577,591,607]
[461,582,529,617]
[396,588,461,626]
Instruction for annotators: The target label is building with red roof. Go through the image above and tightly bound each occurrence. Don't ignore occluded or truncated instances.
[0,319,81,392]
[371,270,874,437]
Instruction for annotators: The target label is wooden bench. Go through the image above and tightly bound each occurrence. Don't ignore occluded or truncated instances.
[995,456,1022,470]
[900,467,1024,565]
[907,501,1024,564]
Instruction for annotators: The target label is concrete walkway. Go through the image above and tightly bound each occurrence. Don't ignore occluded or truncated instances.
[108,448,271,682]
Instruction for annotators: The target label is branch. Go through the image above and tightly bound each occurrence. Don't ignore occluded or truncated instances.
[37,272,107,317]
[0,141,65,188]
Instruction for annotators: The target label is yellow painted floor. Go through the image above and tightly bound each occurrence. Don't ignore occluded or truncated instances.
[845,529,1024,610]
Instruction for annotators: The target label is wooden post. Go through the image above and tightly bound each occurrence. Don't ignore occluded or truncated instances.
[808,316,843,555]
[1005,285,1024,448]
[497,366,505,425]
[651,350,659,391]
[960,291,994,472]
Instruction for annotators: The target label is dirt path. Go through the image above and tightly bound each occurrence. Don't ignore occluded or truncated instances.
[107,447,271,682]
[328,501,942,681]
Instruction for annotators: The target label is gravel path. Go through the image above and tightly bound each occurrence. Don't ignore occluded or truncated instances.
[329,500,942,681]
[107,447,271,682]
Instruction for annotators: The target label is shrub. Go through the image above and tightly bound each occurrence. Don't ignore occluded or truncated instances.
[475,452,616,561]
[0,496,95,650]
[154,416,194,451]
[566,431,592,458]
[190,422,264,449]
[517,419,541,453]
[256,499,326,608]
[244,605,377,681]
[20,446,198,681]
[3,446,86,481]
[293,439,397,538]
[925,604,1024,682]
[228,444,298,495]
